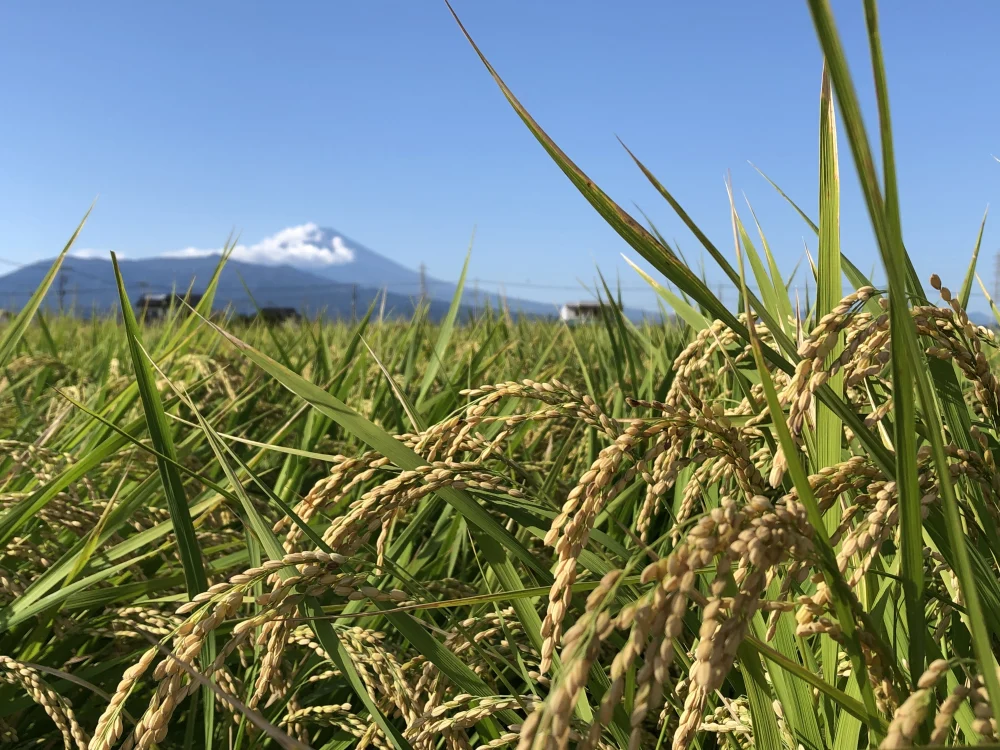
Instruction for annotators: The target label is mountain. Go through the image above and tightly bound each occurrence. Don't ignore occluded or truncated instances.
[210,223,560,317]
[968,310,1000,327]
[247,224,660,320]
[0,256,466,321]
[0,223,657,321]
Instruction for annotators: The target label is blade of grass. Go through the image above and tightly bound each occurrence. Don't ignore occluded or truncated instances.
[745,196,796,331]
[732,200,785,336]
[746,636,886,732]
[596,270,639,391]
[732,194,883,737]
[159,376,415,750]
[110,252,216,744]
[0,206,91,368]
[750,162,885,315]
[0,552,160,633]
[976,274,1000,327]
[816,63,845,479]
[447,1,895,475]
[620,255,709,331]
[365,338,423,433]
[62,459,132,587]
[197,313,552,582]
[737,644,783,750]
[136,630,311,750]
[417,235,472,406]
[810,0,996,705]
[816,67,852,715]
[111,253,207,598]
[750,604,825,748]
[444,3,751,339]
[959,206,988,310]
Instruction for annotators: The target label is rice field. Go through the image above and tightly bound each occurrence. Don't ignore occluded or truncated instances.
[4,2,1000,749]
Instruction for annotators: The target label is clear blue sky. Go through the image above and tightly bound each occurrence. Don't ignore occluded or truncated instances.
[1,1,998,310]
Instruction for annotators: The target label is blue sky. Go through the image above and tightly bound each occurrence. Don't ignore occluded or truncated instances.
[1,1,998,310]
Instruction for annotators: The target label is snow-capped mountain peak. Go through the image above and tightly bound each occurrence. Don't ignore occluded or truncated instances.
[164,223,356,267]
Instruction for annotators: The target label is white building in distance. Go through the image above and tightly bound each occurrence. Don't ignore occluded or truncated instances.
[559,300,602,323]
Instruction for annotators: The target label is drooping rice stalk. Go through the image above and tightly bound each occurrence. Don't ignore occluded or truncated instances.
[1,2,998,749]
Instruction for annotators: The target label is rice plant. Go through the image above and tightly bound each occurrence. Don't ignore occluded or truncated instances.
[2,1,999,748]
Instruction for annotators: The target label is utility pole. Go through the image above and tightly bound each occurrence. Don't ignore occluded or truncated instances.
[138,281,150,320]
[993,251,1000,302]
[351,283,357,321]
[58,269,68,313]
[419,263,427,303]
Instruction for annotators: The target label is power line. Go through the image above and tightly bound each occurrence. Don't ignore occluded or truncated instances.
[0,255,749,294]
[3,278,1000,301]
[3,252,997,300]
[5,259,1000,309]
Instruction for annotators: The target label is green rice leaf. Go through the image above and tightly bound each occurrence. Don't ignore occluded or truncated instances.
[197,314,552,582]
[417,237,472,406]
[447,1,895,476]
[0,207,91,369]
[111,253,207,599]
[737,644,783,750]
[959,206,989,309]
[816,64,845,484]
[620,255,709,331]
[733,194,883,736]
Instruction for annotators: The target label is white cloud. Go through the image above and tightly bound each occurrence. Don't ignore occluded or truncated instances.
[71,248,120,260]
[163,223,355,266]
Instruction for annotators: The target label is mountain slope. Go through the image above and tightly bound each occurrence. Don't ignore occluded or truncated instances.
[182,223,559,317]
[300,226,561,316]
[0,256,462,320]
[0,224,657,321]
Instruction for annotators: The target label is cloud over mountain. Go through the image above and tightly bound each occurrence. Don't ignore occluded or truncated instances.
[165,223,356,266]
[71,248,121,260]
